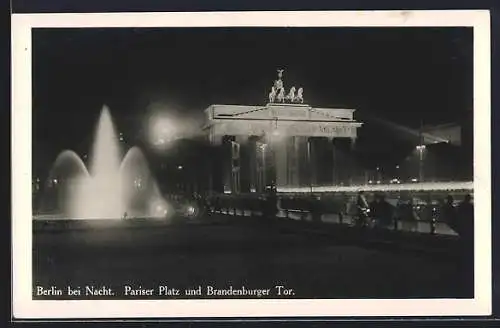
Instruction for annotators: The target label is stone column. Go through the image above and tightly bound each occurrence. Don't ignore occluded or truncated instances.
[330,137,337,186]
[255,141,267,192]
[309,137,317,186]
[348,137,357,185]
[287,136,300,187]
[248,136,258,192]
[350,137,357,151]
[274,136,288,189]
[230,136,245,194]
[296,136,309,188]
[332,138,347,186]
[221,135,234,194]
[238,136,251,193]
[210,134,226,194]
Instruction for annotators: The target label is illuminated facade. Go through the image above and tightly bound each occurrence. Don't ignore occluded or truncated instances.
[202,70,363,193]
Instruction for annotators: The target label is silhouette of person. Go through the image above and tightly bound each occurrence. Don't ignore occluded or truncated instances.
[265,189,278,219]
[371,193,393,228]
[356,191,370,227]
[398,198,417,232]
[309,194,322,223]
[369,194,380,226]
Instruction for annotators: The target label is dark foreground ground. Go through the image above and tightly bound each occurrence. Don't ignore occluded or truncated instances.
[33,214,473,299]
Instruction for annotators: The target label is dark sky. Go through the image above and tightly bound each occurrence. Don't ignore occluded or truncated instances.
[32,27,473,176]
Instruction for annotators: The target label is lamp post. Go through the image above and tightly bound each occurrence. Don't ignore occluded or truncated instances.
[417,119,425,182]
[416,144,426,182]
[176,164,184,193]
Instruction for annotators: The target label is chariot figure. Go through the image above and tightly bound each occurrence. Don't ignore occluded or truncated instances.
[268,86,277,103]
[295,87,304,104]
[276,87,286,103]
[274,78,284,91]
[286,86,296,102]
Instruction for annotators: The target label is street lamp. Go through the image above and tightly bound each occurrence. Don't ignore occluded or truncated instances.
[416,144,426,182]
[394,164,401,183]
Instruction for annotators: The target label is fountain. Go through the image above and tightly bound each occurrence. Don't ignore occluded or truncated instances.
[37,106,169,220]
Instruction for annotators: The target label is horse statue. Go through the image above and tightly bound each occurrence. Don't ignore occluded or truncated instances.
[276,87,286,103]
[286,86,296,102]
[295,87,304,104]
[268,86,277,103]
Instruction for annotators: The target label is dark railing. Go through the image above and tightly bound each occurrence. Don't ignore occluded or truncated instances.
[206,193,471,236]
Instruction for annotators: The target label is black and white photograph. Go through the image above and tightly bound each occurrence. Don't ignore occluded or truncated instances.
[12,11,491,318]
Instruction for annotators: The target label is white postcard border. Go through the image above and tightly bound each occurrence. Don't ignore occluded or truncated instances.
[11,10,492,318]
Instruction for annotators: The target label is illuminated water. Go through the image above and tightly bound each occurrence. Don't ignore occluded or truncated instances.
[39,106,168,219]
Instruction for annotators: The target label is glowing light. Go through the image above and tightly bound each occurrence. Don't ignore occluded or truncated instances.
[277,181,473,193]
[148,114,177,149]
[186,206,196,216]
[411,178,418,182]
[149,199,169,218]
[134,178,143,189]
[177,165,183,170]
[416,145,426,151]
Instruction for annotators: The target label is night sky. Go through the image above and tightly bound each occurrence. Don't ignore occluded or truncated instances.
[32,27,473,178]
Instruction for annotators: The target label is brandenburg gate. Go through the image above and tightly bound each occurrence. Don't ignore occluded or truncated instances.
[202,70,363,193]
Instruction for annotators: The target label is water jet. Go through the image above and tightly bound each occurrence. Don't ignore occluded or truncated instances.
[38,106,168,220]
